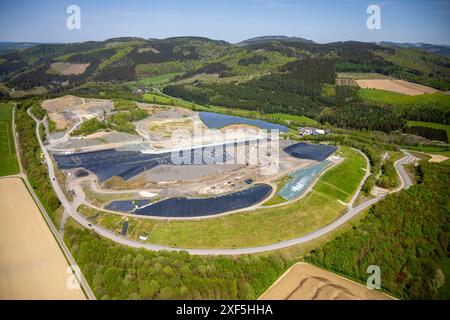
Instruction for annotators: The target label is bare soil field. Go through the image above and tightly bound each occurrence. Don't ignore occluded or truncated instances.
[0,178,85,300]
[49,62,90,75]
[42,95,84,112]
[42,95,113,113]
[49,112,68,130]
[356,79,437,96]
[393,79,438,94]
[259,263,392,300]
[428,154,449,163]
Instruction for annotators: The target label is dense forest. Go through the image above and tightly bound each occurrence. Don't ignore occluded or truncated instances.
[164,58,343,118]
[64,222,288,300]
[403,126,448,142]
[318,103,406,133]
[307,162,450,299]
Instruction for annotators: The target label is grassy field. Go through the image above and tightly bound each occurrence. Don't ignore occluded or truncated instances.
[265,113,319,126]
[358,88,450,106]
[0,103,19,176]
[337,72,392,79]
[406,145,450,157]
[139,72,181,87]
[262,175,291,206]
[407,121,450,142]
[80,146,366,249]
[143,92,196,109]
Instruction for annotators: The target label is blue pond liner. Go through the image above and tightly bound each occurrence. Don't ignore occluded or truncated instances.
[109,184,272,218]
[106,199,151,212]
[200,112,289,133]
[283,142,337,162]
[53,144,241,182]
[278,161,331,201]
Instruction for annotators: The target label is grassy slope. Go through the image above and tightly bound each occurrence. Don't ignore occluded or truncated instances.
[139,73,181,87]
[358,88,450,106]
[0,103,19,176]
[80,146,366,249]
[407,121,450,142]
[406,145,450,157]
[337,72,392,79]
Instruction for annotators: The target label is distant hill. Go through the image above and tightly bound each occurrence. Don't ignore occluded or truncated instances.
[0,36,448,94]
[0,42,41,53]
[239,36,315,45]
[379,41,450,57]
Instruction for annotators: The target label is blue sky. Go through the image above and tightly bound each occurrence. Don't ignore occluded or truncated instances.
[0,0,449,44]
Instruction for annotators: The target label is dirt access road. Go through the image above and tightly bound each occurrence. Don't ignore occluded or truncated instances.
[0,177,85,300]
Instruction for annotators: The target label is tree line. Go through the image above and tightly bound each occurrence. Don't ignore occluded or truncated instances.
[306,162,450,299]
[403,126,448,142]
[15,99,61,223]
[64,223,289,300]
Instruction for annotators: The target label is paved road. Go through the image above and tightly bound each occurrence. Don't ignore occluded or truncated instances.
[30,108,416,255]
[394,150,415,190]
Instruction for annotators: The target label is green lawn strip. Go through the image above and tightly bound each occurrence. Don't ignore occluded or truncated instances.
[0,103,19,176]
[358,88,450,106]
[139,72,181,87]
[81,185,136,207]
[262,175,291,206]
[406,145,450,157]
[314,181,349,202]
[265,113,319,126]
[82,146,365,249]
[337,72,392,80]
[313,147,366,202]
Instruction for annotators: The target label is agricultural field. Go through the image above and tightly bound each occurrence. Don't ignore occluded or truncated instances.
[259,263,392,300]
[0,103,19,176]
[356,79,437,96]
[358,88,450,105]
[0,178,85,299]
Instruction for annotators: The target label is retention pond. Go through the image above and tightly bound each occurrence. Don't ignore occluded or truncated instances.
[106,184,272,218]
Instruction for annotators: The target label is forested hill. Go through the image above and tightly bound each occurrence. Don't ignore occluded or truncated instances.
[1,36,449,92]
[307,162,450,300]
[1,36,449,135]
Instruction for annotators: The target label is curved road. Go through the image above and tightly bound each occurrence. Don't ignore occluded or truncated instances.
[29,108,416,255]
